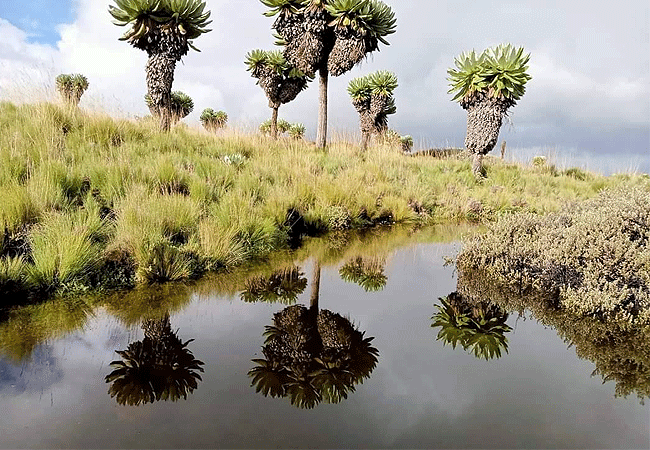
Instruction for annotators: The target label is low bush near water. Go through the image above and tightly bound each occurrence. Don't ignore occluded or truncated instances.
[457,186,650,325]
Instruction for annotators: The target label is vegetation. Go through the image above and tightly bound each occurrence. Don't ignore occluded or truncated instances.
[259,118,305,139]
[448,44,532,178]
[109,0,211,131]
[456,186,650,325]
[245,49,312,139]
[55,74,89,106]
[0,101,647,300]
[431,292,512,360]
[456,262,650,402]
[348,70,397,151]
[200,108,228,131]
[145,91,194,124]
[261,0,397,147]
[105,313,204,405]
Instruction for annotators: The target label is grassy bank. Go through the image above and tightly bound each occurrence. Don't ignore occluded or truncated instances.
[1,101,648,299]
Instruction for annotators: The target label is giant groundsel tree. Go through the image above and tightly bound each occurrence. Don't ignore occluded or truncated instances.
[261,0,396,148]
[246,49,312,139]
[347,70,397,150]
[448,44,531,178]
[109,0,211,131]
[145,90,194,124]
[55,74,89,107]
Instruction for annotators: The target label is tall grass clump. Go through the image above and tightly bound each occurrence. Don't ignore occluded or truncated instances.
[29,206,109,291]
[457,186,650,325]
[0,101,648,298]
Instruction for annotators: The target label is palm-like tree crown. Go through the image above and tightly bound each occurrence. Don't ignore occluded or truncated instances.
[145,90,194,120]
[55,74,89,105]
[431,294,512,360]
[109,0,212,55]
[448,44,531,104]
[200,108,228,130]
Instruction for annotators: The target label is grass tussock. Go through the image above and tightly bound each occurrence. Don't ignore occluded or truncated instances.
[457,186,650,325]
[0,101,648,299]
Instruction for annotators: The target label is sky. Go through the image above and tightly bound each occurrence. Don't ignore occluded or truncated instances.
[0,0,648,174]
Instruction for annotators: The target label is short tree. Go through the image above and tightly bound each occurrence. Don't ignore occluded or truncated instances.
[200,108,228,132]
[146,91,194,124]
[246,49,311,139]
[448,44,531,178]
[347,70,397,150]
[55,73,89,106]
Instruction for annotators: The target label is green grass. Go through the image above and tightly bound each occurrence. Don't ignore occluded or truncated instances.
[0,100,648,299]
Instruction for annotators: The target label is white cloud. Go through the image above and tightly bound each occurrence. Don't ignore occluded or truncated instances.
[0,0,648,156]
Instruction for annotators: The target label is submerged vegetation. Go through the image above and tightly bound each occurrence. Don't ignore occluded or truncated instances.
[0,101,648,300]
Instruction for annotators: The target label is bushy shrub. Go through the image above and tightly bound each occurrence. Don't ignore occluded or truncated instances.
[457,186,650,324]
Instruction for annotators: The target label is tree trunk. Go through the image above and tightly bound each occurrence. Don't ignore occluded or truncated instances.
[472,153,485,179]
[146,51,177,133]
[271,106,279,139]
[310,261,321,312]
[361,132,370,151]
[317,67,328,149]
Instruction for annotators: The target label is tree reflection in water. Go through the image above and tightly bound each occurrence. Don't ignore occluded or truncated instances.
[431,292,512,360]
[240,266,308,304]
[248,262,379,409]
[339,256,387,292]
[457,267,650,402]
[105,313,204,406]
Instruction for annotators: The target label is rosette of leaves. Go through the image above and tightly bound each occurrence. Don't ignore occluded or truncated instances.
[109,0,211,131]
[260,0,396,148]
[248,304,379,408]
[447,44,531,178]
[400,135,413,152]
[55,73,89,106]
[339,256,387,292]
[431,293,512,360]
[288,122,306,139]
[246,49,312,139]
[199,108,228,132]
[260,118,292,136]
[240,267,308,304]
[145,90,193,124]
[105,314,204,405]
[347,70,397,150]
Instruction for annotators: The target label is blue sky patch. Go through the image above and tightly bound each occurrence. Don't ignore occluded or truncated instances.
[0,0,74,45]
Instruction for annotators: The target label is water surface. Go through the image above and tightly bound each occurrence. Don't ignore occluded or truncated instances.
[0,227,647,449]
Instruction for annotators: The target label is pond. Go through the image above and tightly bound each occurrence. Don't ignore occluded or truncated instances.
[0,226,648,449]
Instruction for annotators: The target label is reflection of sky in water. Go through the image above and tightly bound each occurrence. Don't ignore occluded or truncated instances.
[0,345,62,395]
[0,242,648,449]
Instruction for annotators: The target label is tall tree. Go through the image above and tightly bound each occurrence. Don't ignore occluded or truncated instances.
[447,44,531,178]
[347,70,397,151]
[109,0,211,132]
[248,261,379,408]
[105,314,204,406]
[245,49,312,139]
[261,0,396,148]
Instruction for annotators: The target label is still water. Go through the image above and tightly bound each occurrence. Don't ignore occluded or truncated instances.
[0,227,648,449]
